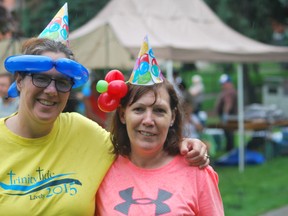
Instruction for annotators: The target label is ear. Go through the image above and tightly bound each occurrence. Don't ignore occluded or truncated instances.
[15,73,24,91]
[119,106,126,124]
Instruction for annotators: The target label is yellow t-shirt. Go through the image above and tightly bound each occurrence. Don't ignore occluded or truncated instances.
[0,112,115,216]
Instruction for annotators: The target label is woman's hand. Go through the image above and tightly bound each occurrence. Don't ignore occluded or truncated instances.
[180,138,210,169]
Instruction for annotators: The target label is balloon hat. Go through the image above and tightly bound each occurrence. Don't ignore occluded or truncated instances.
[96,35,163,112]
[5,2,89,97]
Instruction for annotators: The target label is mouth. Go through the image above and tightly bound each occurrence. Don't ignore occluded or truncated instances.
[139,130,155,137]
[38,99,56,106]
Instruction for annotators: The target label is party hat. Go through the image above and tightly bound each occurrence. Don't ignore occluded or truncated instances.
[128,35,163,85]
[38,2,69,46]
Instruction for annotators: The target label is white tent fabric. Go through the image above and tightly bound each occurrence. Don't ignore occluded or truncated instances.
[69,0,288,69]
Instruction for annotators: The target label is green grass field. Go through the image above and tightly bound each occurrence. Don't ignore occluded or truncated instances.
[214,155,288,216]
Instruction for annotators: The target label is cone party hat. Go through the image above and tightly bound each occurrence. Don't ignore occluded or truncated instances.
[38,2,69,46]
[128,35,163,85]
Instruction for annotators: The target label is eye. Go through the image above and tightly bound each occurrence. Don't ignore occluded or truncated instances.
[33,75,50,82]
[57,78,72,87]
[133,107,144,113]
[154,108,166,114]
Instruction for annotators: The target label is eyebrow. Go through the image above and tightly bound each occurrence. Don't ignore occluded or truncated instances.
[133,101,169,108]
[36,74,71,80]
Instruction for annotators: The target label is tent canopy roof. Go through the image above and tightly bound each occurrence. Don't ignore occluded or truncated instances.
[69,0,288,69]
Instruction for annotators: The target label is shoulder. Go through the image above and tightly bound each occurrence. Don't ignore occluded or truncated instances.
[58,112,112,148]
[59,112,93,124]
[177,156,219,180]
[60,111,84,119]
[59,112,108,133]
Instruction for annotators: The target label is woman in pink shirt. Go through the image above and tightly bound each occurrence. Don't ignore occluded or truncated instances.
[96,79,224,215]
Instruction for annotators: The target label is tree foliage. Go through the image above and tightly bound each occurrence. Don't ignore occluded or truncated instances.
[204,0,288,43]
[20,0,110,37]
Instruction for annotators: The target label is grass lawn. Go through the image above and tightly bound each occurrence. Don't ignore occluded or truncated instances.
[213,155,288,216]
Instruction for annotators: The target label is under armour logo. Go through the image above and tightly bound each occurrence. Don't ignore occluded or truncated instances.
[114,187,172,215]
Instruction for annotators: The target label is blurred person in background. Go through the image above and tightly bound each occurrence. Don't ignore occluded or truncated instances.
[215,74,237,152]
[182,95,204,139]
[0,73,19,117]
[183,94,213,156]
[188,74,205,114]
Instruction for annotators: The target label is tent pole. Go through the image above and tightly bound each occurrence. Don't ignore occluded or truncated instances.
[166,60,174,83]
[237,64,245,172]
[105,24,109,68]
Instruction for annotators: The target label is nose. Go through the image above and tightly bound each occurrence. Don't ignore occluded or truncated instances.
[43,80,58,95]
[142,110,155,126]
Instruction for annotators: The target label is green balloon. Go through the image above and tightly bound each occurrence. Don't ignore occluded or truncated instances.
[96,80,108,93]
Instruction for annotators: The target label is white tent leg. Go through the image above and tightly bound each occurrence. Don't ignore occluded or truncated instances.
[166,60,174,83]
[237,64,245,172]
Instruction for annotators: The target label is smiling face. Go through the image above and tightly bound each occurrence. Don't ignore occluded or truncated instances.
[119,86,175,156]
[16,51,70,124]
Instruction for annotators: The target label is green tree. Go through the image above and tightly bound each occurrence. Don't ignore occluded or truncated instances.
[20,0,110,37]
[204,0,288,43]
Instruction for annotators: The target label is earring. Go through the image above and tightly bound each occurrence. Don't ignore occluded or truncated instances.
[170,123,173,127]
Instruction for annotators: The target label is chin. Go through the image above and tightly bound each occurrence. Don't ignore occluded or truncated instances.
[138,142,158,150]
[36,111,59,123]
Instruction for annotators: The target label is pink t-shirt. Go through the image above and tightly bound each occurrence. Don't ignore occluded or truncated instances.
[96,155,224,216]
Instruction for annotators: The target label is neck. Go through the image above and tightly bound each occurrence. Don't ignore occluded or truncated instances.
[5,113,54,138]
[129,150,174,169]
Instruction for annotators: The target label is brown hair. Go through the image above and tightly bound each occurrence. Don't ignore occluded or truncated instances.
[21,37,74,60]
[109,78,183,156]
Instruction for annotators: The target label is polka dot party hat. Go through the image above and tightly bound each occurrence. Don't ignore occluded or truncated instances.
[128,35,164,85]
[38,2,69,46]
